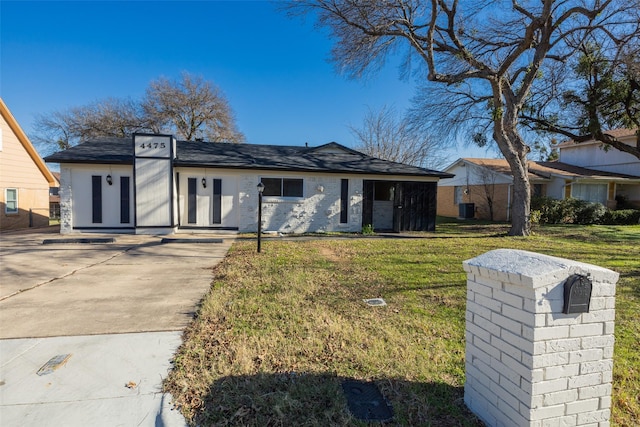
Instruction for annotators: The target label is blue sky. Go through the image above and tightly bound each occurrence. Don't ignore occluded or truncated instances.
[1,0,488,164]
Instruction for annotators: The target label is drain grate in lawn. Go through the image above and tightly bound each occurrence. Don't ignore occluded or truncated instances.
[342,379,394,422]
[363,298,387,306]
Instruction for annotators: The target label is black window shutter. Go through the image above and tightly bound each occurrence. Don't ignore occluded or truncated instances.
[340,179,348,223]
[120,177,130,223]
[212,179,222,224]
[92,176,102,223]
[188,178,197,224]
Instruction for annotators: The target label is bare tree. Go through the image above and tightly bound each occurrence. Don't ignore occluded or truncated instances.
[33,98,147,150]
[32,72,245,149]
[143,72,245,143]
[474,166,498,222]
[286,0,638,236]
[349,105,446,169]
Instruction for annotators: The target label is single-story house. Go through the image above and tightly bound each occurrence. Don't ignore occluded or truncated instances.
[437,158,640,221]
[0,98,57,231]
[44,134,453,234]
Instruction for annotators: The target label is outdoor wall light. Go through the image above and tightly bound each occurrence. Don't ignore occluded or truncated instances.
[202,178,207,188]
[106,174,113,186]
[317,185,324,193]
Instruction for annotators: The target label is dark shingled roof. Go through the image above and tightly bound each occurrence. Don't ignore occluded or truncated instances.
[45,137,454,178]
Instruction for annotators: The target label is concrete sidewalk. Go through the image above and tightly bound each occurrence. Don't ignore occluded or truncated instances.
[1,333,185,426]
[0,232,236,426]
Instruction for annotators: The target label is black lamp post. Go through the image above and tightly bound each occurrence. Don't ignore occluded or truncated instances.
[257,182,264,253]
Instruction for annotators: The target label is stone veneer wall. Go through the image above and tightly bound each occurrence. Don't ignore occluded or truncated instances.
[59,166,73,233]
[463,249,618,427]
[237,174,363,233]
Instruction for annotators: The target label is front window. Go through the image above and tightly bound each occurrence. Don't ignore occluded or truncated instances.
[261,178,304,197]
[533,184,543,197]
[5,188,18,214]
[572,183,607,204]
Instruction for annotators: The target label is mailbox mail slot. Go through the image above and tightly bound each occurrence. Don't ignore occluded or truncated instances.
[563,274,593,314]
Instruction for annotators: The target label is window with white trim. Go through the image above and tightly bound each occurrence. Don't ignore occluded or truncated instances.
[5,188,18,214]
[572,183,607,204]
[261,178,304,197]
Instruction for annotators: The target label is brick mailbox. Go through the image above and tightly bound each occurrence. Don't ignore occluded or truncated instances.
[463,249,618,426]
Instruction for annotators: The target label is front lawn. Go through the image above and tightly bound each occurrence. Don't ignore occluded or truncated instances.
[164,223,639,426]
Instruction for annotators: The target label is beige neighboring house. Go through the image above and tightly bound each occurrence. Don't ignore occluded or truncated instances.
[438,130,640,221]
[0,98,56,231]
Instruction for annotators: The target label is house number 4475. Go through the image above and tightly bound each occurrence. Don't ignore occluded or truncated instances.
[140,142,166,149]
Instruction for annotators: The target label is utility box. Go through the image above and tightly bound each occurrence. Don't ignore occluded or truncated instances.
[458,203,475,219]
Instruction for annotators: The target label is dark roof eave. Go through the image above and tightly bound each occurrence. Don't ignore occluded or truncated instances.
[173,161,453,178]
[45,158,133,165]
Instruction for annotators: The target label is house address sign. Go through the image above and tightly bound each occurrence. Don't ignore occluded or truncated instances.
[134,135,172,158]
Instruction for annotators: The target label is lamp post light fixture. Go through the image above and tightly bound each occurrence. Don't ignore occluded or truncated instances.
[257,181,265,253]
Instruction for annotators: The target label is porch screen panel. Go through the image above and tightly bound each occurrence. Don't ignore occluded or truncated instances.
[188,178,197,224]
[340,179,348,223]
[396,182,437,232]
[212,179,222,224]
[92,175,102,223]
[120,177,130,224]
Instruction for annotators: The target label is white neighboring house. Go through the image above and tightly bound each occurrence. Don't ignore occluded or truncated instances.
[556,128,640,206]
[44,134,453,234]
[437,129,640,221]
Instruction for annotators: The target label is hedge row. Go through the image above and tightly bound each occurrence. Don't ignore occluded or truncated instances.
[531,197,640,225]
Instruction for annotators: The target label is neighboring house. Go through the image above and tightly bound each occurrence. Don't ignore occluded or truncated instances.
[0,98,56,231]
[50,172,61,219]
[438,152,640,221]
[556,128,640,208]
[44,134,453,234]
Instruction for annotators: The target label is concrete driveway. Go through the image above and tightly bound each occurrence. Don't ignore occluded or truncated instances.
[0,230,235,426]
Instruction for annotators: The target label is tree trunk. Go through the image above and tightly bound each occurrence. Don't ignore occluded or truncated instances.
[509,167,531,236]
[492,100,532,236]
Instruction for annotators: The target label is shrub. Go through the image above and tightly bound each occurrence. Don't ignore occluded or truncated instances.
[531,196,606,225]
[601,209,640,225]
[361,224,375,235]
[530,210,542,225]
[575,202,607,225]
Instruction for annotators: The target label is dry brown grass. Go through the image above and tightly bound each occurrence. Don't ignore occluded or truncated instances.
[164,223,639,426]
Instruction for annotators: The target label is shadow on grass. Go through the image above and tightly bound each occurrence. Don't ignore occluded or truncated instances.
[178,372,483,426]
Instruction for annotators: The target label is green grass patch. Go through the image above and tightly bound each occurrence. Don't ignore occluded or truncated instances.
[165,224,640,426]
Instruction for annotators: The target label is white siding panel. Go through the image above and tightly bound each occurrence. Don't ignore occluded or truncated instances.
[68,165,133,229]
[135,159,172,227]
